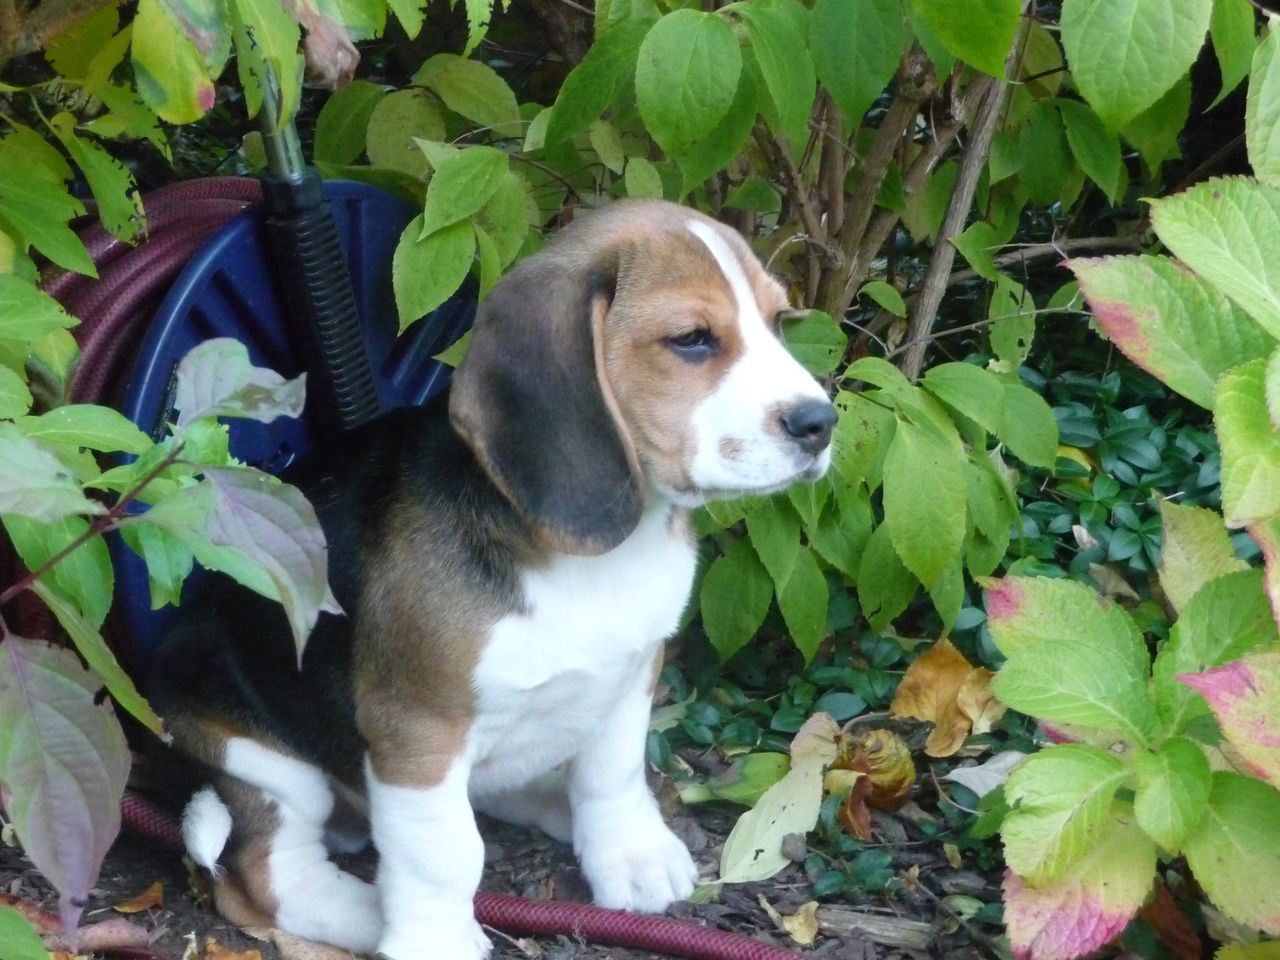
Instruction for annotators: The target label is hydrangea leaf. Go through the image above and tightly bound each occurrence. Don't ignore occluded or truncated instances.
[1157,501,1248,614]
[1179,652,1280,790]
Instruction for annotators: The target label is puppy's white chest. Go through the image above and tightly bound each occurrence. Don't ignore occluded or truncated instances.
[470,507,695,789]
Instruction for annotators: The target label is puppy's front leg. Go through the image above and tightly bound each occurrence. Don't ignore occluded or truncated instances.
[367,743,490,960]
[570,666,698,912]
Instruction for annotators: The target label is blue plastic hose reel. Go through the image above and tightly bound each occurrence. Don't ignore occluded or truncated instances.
[115,179,476,664]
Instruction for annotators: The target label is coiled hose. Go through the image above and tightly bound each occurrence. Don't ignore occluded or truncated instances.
[30,178,800,960]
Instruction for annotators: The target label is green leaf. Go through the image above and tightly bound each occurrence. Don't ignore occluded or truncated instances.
[31,580,163,735]
[131,0,215,124]
[883,417,966,589]
[0,364,32,418]
[777,548,828,662]
[3,515,113,630]
[624,156,664,199]
[0,275,77,343]
[384,0,425,38]
[0,905,49,960]
[951,222,1001,283]
[809,484,872,580]
[46,2,119,79]
[474,171,532,267]
[314,80,386,165]
[227,0,303,124]
[999,381,1059,469]
[1247,19,1280,186]
[119,521,194,610]
[735,0,815,148]
[414,54,521,138]
[1210,0,1257,109]
[746,497,801,590]
[1150,177,1280,339]
[546,18,652,146]
[857,521,917,630]
[462,0,493,55]
[676,63,760,193]
[908,0,1020,77]
[0,635,129,932]
[473,224,502,299]
[173,338,306,428]
[589,120,625,174]
[1071,253,1275,410]
[810,0,904,125]
[1181,651,1280,792]
[1018,99,1075,206]
[831,389,896,488]
[419,146,509,238]
[724,177,781,214]
[1122,72,1192,172]
[1061,0,1213,130]
[0,424,104,523]
[51,118,144,244]
[635,10,742,158]
[921,362,1004,435]
[781,310,846,376]
[857,280,907,317]
[0,139,94,277]
[701,537,774,661]
[16,405,151,455]
[365,89,444,178]
[1057,99,1126,203]
[1002,744,1129,885]
[989,274,1035,369]
[1134,736,1212,852]
[393,219,476,331]
[1182,772,1280,934]
[986,576,1160,744]
[1216,358,1280,526]
[1156,501,1248,614]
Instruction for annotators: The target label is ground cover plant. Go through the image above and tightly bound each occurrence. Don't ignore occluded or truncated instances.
[3,0,1280,958]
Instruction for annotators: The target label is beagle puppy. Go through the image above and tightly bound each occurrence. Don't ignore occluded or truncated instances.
[149,199,837,959]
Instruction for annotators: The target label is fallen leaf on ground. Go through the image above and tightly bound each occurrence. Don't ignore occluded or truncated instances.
[857,728,916,808]
[205,939,263,960]
[268,929,356,960]
[943,750,1028,798]
[944,843,962,869]
[891,638,1007,756]
[758,896,821,946]
[113,881,164,913]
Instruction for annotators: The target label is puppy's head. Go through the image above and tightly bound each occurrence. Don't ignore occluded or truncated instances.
[450,200,835,555]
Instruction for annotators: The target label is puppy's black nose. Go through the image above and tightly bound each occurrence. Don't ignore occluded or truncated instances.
[780,400,837,455]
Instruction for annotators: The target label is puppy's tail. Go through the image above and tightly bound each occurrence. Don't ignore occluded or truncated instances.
[182,785,232,874]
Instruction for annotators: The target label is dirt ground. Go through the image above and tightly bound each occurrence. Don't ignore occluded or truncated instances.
[1,793,1002,960]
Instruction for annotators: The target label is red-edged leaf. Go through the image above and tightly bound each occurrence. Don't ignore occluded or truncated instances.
[1179,652,1280,789]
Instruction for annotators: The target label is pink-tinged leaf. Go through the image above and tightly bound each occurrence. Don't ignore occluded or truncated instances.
[1249,516,1280,635]
[1179,653,1280,789]
[1003,810,1156,960]
[0,635,130,933]
[984,577,1024,623]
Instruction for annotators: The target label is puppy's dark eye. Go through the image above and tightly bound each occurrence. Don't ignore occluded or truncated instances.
[666,328,717,361]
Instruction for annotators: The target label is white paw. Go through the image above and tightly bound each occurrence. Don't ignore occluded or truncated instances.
[377,916,491,960]
[580,823,698,913]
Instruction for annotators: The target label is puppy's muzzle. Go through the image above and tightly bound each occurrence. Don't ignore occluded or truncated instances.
[780,400,837,456]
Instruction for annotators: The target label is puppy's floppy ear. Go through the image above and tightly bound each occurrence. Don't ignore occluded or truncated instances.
[449,243,644,555]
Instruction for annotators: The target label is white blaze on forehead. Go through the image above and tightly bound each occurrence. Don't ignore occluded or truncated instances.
[686,219,765,331]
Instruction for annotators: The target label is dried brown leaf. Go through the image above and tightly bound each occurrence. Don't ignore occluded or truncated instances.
[891,639,1002,757]
[112,881,163,914]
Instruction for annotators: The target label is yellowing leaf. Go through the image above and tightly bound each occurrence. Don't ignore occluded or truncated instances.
[1179,652,1280,790]
[780,901,820,946]
[890,639,1005,756]
[204,940,263,960]
[112,881,163,913]
[856,728,915,810]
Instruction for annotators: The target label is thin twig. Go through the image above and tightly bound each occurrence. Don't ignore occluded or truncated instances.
[942,234,1144,289]
[754,124,827,250]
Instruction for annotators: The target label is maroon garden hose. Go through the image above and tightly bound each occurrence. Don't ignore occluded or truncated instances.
[23,179,801,960]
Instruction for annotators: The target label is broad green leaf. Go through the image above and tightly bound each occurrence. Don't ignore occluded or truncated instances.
[227,0,303,124]
[596,0,659,36]
[951,222,1001,282]
[474,171,532,267]
[46,3,119,79]
[384,0,425,37]
[786,480,829,534]
[366,89,444,178]
[3,515,112,630]
[151,0,232,72]
[0,425,104,522]
[809,483,872,580]
[857,519,917,630]
[1019,99,1075,206]
[1134,736,1212,852]
[909,0,1020,77]
[414,54,521,138]
[700,537,773,661]
[986,576,1160,744]
[832,390,896,489]
[589,120,625,174]
[314,79,386,165]
[1157,501,1248,613]
[676,63,760,193]
[1071,254,1275,411]
[624,157,664,199]
[0,142,94,277]
[1057,99,1126,203]
[929,557,963,630]
[1149,177,1280,339]
[720,713,839,882]
[0,905,49,960]
[1002,744,1129,885]
[1004,809,1157,960]
[724,177,781,214]
[810,0,904,125]
[1182,773,1280,934]
[681,752,790,807]
[0,635,129,931]
[1153,570,1279,732]
[1122,72,1192,172]
[31,581,163,735]
[119,521,194,610]
[998,382,1059,469]
[883,417,966,588]
[16,405,151,455]
[473,224,502,299]
[635,10,741,158]
[989,273,1035,370]
[745,498,801,590]
[1180,651,1280,791]
[1248,19,1280,186]
[419,146,509,238]
[173,338,306,428]
[858,280,907,317]
[736,0,815,148]
[462,0,493,55]
[50,117,144,244]
[777,547,828,662]
[0,364,32,418]
[546,18,652,146]
[131,0,215,124]
[393,219,477,331]
[0,275,76,344]
[1216,358,1280,526]
[1211,0,1258,108]
[1061,0,1213,130]
[922,362,1004,436]
[781,310,846,376]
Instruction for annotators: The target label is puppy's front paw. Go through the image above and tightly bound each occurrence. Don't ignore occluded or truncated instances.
[580,823,698,913]
[377,916,491,960]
